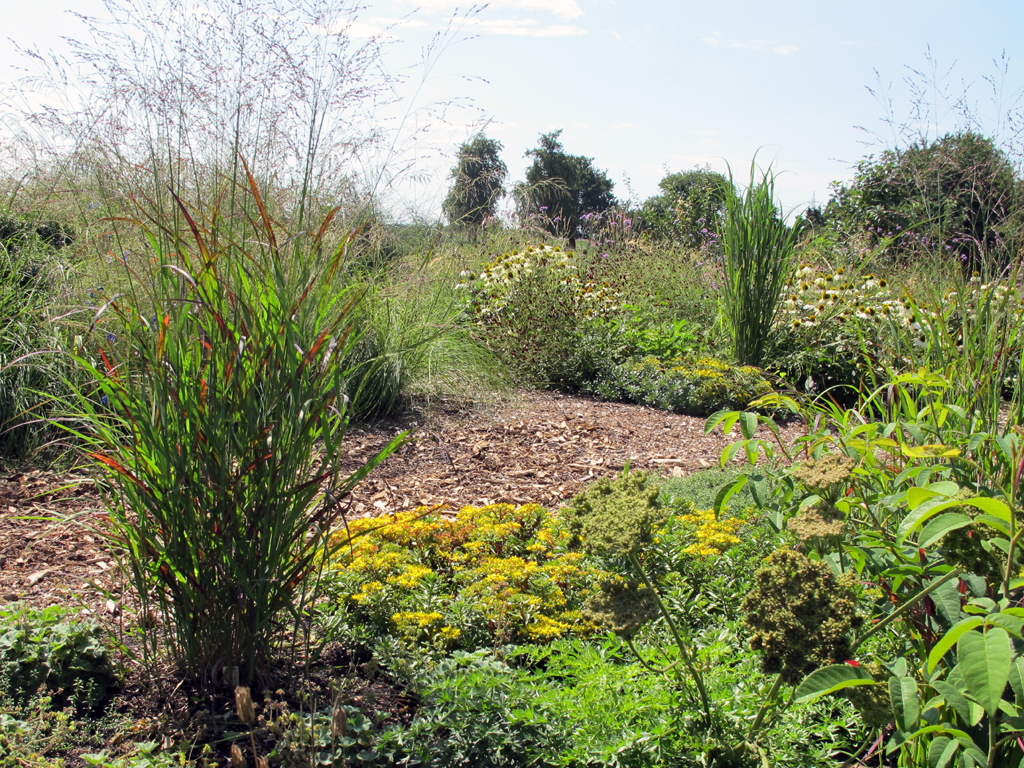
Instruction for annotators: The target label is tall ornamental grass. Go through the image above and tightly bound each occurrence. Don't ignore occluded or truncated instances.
[67,167,405,688]
[720,161,803,367]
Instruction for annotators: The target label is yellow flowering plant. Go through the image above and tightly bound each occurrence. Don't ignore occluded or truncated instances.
[324,503,609,649]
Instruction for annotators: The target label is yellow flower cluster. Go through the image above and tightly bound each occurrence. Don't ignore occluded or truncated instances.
[327,503,608,647]
[676,508,746,557]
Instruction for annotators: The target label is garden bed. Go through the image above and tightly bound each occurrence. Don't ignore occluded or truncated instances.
[0,389,801,617]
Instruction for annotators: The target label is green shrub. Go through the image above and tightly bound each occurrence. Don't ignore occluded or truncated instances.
[586,356,773,416]
[458,244,623,389]
[0,603,114,713]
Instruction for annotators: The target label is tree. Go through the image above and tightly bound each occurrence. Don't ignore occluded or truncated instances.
[826,131,1020,270]
[443,134,508,233]
[639,165,729,244]
[521,130,615,248]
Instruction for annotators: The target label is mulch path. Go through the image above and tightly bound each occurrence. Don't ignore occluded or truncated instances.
[0,389,805,619]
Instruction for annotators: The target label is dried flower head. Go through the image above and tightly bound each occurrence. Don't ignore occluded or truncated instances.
[230,743,247,768]
[564,472,666,557]
[791,453,855,493]
[842,661,891,729]
[743,549,861,684]
[787,508,844,542]
[583,578,660,639]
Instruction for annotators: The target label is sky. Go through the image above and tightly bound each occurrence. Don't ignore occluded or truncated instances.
[3,0,1024,221]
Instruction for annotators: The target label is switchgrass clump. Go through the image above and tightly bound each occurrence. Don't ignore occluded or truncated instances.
[67,170,406,689]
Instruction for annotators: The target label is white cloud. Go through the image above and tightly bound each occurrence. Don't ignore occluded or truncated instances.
[702,34,797,55]
[412,0,583,20]
[467,17,586,37]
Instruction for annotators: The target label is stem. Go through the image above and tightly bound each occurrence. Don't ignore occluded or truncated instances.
[746,669,787,742]
[628,551,715,726]
[624,635,682,675]
[852,569,959,653]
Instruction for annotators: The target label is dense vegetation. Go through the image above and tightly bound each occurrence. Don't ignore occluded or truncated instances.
[4,2,1024,766]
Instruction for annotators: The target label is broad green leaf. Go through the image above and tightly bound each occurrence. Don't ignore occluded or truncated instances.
[704,410,739,436]
[918,513,972,549]
[953,733,988,766]
[986,612,1024,639]
[713,476,747,516]
[1009,657,1024,704]
[908,486,942,511]
[975,514,1011,537]
[889,676,920,732]
[748,474,768,508]
[928,736,959,768]
[928,618,984,674]
[899,497,1013,546]
[793,664,875,704]
[739,411,757,439]
[719,442,743,468]
[932,680,971,722]
[957,627,1013,718]
[929,576,964,626]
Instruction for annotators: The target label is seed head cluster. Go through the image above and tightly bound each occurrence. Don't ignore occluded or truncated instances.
[743,549,861,684]
[563,472,667,557]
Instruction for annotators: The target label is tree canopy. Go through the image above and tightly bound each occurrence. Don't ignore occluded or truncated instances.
[520,130,615,247]
[443,134,508,230]
[639,166,729,244]
[825,131,1021,269]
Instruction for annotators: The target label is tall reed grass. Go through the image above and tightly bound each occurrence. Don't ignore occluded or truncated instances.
[720,161,803,367]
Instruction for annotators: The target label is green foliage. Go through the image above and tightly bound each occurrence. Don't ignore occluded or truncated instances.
[0,603,114,715]
[459,244,624,389]
[82,741,193,768]
[586,356,773,417]
[639,166,728,247]
[0,688,76,767]
[520,131,615,246]
[372,642,681,768]
[0,214,79,463]
[720,161,804,367]
[825,131,1021,271]
[712,368,1024,765]
[443,134,508,230]
[65,172,406,688]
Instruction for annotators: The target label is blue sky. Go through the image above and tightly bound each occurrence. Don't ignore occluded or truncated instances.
[4,0,1024,220]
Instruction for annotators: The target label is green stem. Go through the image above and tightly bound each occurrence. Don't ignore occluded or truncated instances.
[624,635,682,675]
[746,669,787,742]
[627,551,715,726]
[852,568,959,653]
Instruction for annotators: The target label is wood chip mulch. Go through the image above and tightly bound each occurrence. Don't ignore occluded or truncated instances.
[0,390,805,618]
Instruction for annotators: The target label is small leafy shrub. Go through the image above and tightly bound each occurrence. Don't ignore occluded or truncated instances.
[457,245,623,388]
[586,355,773,416]
[325,503,609,649]
[0,603,114,713]
[771,263,907,388]
[0,687,76,766]
[372,642,681,768]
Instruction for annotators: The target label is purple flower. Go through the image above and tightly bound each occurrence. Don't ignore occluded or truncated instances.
[106,332,116,343]
[539,206,548,212]
[101,394,108,406]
